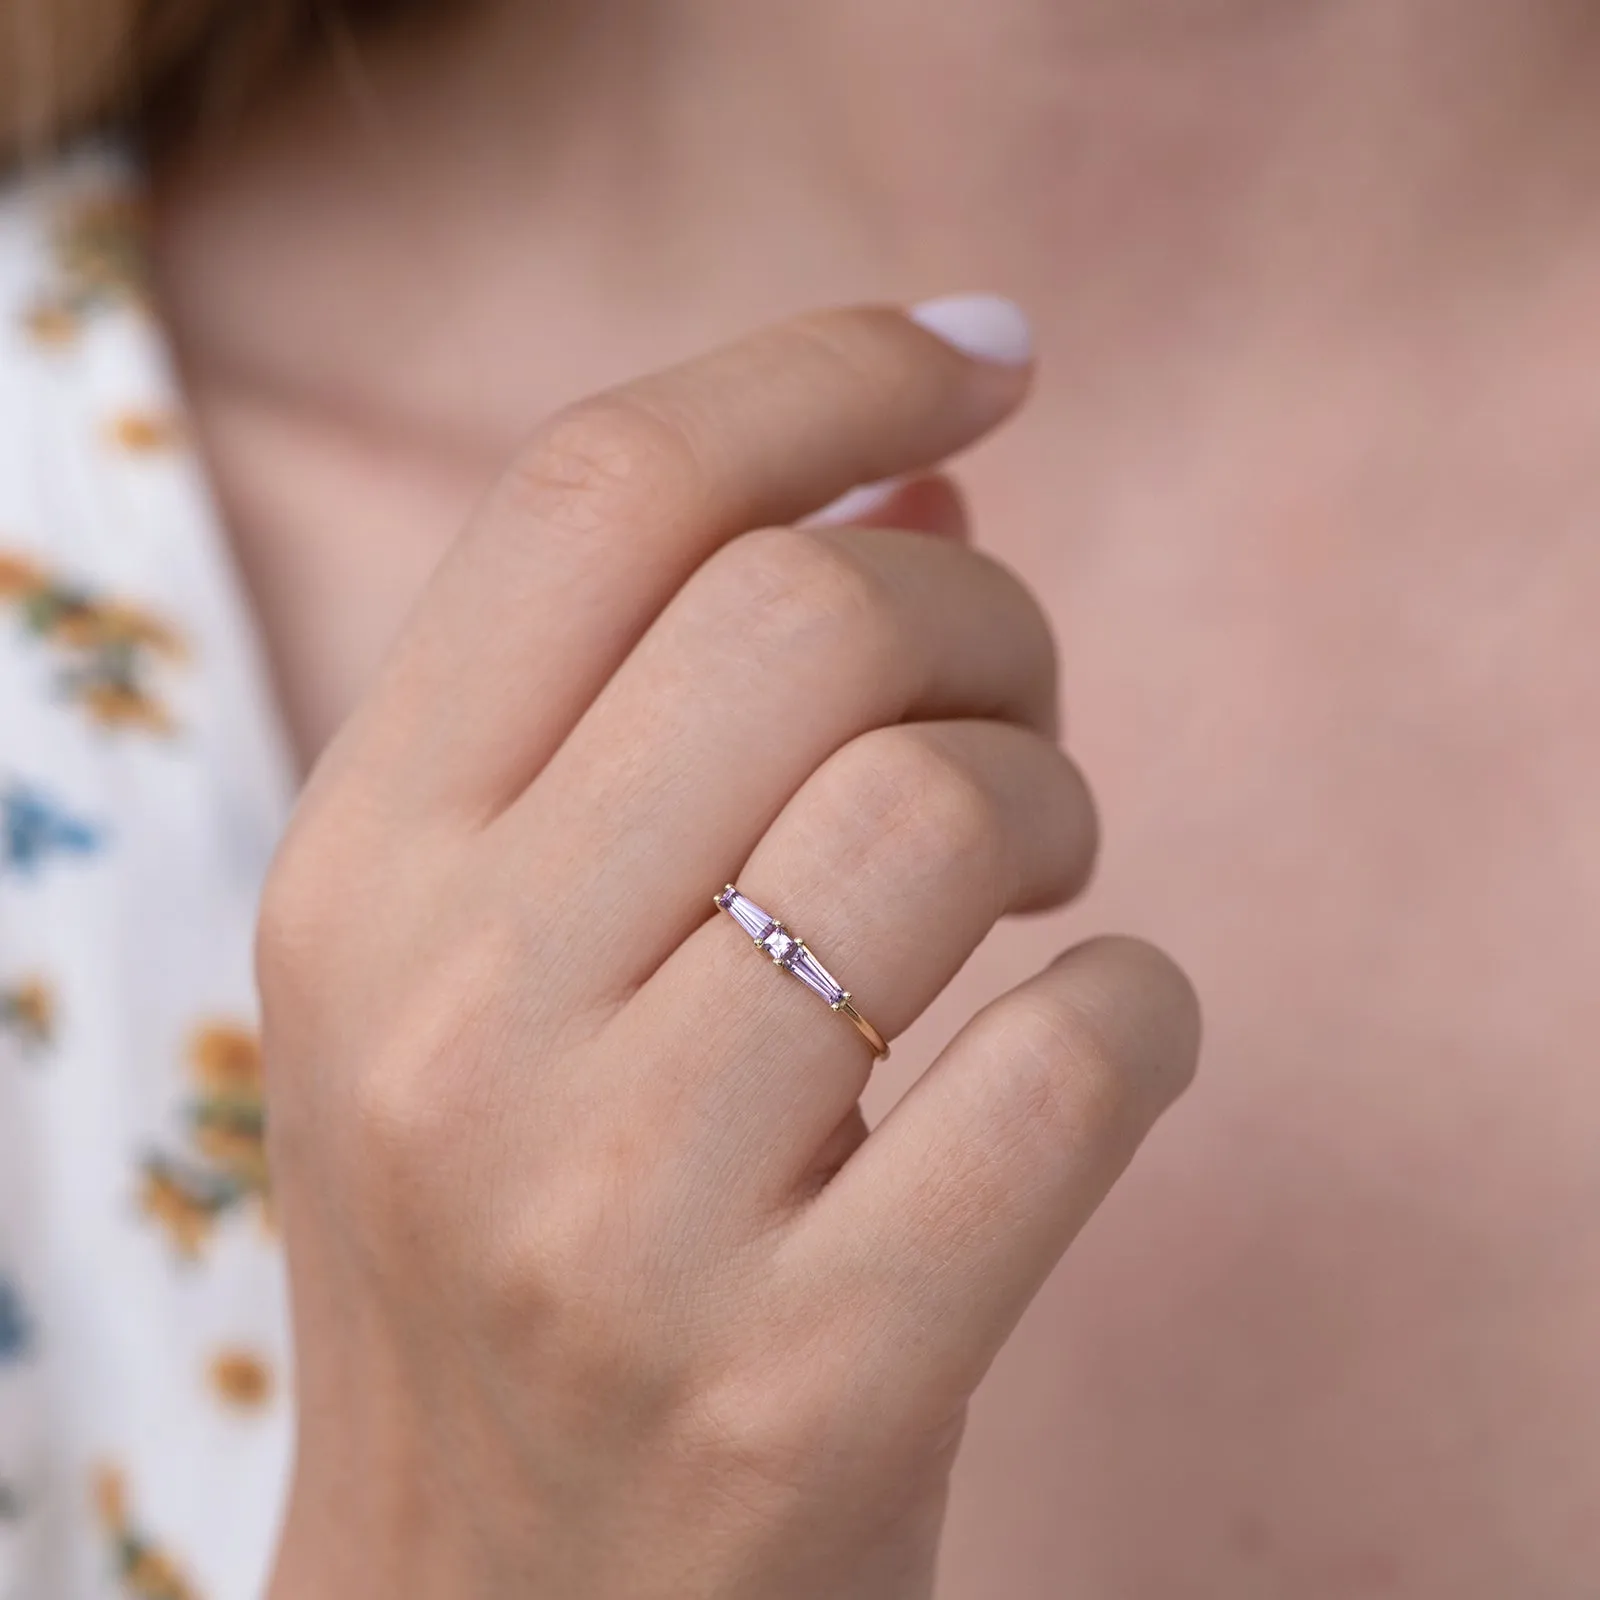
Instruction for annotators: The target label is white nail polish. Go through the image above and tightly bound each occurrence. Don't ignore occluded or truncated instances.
[908,293,1034,366]
[805,477,902,527]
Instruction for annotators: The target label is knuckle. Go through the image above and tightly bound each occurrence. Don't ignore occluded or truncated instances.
[960,547,1062,739]
[979,546,1058,658]
[996,995,1133,1150]
[951,1001,1135,1197]
[499,392,708,537]
[337,1025,474,1206]
[494,1167,625,1308]
[696,525,893,665]
[254,825,338,1004]
[342,1058,439,1184]
[331,955,503,1208]
[481,1172,686,1402]
[981,960,1199,1172]
[309,1060,465,1280]
[678,1361,842,1502]
[826,727,1000,876]
[253,785,409,1005]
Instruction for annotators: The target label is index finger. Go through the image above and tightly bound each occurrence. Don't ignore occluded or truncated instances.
[320,295,1033,825]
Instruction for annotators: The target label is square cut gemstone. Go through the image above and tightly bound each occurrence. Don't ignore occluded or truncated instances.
[718,888,847,1007]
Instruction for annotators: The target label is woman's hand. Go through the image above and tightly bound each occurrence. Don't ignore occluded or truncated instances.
[260,298,1199,1600]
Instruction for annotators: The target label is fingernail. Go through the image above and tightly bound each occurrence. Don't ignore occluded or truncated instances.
[806,477,902,527]
[908,292,1034,366]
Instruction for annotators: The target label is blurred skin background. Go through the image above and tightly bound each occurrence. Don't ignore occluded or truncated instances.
[7,1,1600,1594]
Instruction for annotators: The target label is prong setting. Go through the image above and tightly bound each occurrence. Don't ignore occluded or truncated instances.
[713,885,886,1059]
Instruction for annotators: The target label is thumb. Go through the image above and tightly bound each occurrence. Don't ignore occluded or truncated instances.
[805,470,972,541]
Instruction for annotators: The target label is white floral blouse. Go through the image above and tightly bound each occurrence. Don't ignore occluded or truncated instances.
[0,144,295,1599]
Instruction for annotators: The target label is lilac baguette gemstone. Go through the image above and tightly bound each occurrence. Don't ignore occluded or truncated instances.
[716,886,849,1008]
[720,887,774,942]
[786,946,847,1008]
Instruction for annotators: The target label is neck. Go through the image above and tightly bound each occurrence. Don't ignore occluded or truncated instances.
[145,0,1600,765]
[151,0,1600,473]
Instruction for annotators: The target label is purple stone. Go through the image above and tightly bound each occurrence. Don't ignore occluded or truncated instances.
[717,887,847,1007]
[788,945,846,1007]
[724,890,775,943]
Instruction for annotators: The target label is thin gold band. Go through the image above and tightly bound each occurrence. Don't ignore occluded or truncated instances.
[835,996,890,1062]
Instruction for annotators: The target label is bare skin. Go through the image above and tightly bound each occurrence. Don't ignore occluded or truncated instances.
[152,0,1600,1593]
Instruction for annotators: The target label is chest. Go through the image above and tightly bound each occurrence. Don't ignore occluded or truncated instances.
[914,418,1600,1594]
[987,387,1600,1001]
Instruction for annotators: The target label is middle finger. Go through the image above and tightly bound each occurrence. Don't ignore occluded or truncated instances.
[497,521,1058,991]
[612,716,1098,1202]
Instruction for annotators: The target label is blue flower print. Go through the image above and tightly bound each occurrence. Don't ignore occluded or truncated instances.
[0,1274,33,1363]
[1,780,102,877]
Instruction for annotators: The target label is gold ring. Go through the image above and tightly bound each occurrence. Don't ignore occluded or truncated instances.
[714,884,889,1063]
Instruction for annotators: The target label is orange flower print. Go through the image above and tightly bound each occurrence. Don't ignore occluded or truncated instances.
[78,679,174,735]
[188,1024,268,1192]
[57,192,147,299]
[88,599,186,661]
[0,546,185,734]
[191,1024,262,1094]
[22,188,148,347]
[22,302,78,344]
[107,409,186,453]
[208,1347,275,1412]
[90,1464,203,1600]
[91,1463,128,1530]
[1,976,54,1050]
[0,551,43,596]
[137,1162,223,1260]
[139,1022,271,1259]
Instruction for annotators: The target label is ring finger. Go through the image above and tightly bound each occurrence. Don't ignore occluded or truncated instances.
[609,716,1098,1200]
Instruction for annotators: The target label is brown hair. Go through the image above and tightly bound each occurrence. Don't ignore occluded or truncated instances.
[0,0,426,160]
